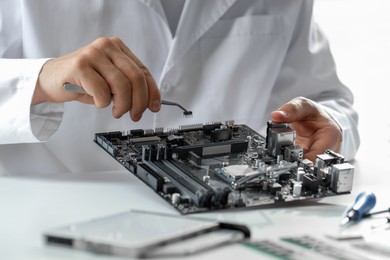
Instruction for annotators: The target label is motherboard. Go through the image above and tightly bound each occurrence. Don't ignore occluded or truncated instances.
[94,121,354,214]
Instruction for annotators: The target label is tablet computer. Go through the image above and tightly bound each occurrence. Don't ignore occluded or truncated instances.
[44,210,250,258]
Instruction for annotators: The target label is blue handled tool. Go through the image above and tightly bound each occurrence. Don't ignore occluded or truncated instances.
[340,191,376,225]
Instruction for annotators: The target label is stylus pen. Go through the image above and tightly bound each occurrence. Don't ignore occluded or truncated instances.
[63,83,193,117]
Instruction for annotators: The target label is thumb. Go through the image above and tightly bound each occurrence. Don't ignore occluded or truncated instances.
[271,97,318,123]
[271,110,290,123]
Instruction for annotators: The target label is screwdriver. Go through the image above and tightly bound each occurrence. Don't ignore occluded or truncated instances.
[340,191,376,225]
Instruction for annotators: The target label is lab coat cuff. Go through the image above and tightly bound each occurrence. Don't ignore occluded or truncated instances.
[30,102,64,141]
[317,102,359,161]
[0,58,63,144]
[29,58,64,142]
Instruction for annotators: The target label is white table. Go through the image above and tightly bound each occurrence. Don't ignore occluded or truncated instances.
[1,148,389,260]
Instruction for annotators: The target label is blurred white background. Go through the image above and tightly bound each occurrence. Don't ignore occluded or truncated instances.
[314,0,390,162]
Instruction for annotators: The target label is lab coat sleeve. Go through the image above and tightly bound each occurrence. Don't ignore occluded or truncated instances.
[0,1,63,144]
[318,99,359,162]
[0,58,64,144]
[270,1,360,160]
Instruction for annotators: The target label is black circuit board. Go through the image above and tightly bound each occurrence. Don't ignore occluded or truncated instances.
[94,121,354,214]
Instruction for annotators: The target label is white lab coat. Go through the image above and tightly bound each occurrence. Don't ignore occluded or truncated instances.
[0,0,359,175]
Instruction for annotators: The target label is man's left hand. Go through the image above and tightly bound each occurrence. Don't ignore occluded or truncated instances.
[271,96,342,162]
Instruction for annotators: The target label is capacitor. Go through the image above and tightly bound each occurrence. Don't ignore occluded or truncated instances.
[171,193,181,205]
[297,168,305,182]
[254,159,261,168]
[293,182,302,197]
[262,181,268,191]
[203,175,210,184]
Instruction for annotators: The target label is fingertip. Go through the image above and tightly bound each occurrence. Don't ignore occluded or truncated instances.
[94,96,112,109]
[149,99,161,112]
[271,110,288,122]
[112,105,125,119]
[148,83,161,112]
[303,152,317,163]
[276,110,288,117]
[131,113,142,122]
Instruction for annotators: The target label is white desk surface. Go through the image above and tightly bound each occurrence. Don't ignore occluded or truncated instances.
[1,145,390,260]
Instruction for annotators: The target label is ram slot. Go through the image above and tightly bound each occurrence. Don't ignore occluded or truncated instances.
[168,159,212,191]
[169,159,231,208]
[145,160,213,207]
[136,163,164,192]
[168,160,231,208]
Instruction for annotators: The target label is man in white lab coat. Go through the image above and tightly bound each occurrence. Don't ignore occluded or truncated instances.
[0,0,359,175]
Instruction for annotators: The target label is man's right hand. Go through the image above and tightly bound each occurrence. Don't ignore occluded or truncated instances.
[32,37,161,122]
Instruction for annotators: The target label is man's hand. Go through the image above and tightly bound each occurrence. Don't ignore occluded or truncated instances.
[32,37,161,122]
[271,97,342,162]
